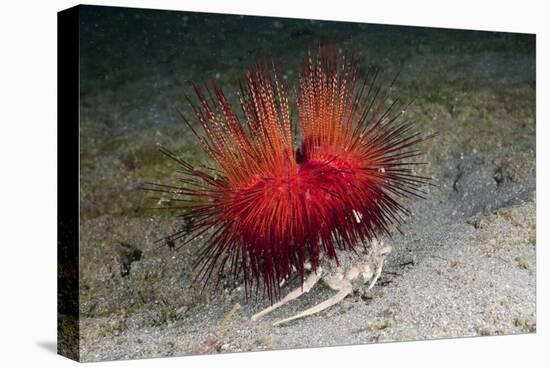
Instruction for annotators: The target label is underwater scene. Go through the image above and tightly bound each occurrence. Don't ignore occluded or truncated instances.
[75,5,535,361]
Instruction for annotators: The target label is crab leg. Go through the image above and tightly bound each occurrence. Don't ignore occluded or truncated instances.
[250,270,321,324]
[366,259,383,291]
[272,282,353,326]
[279,261,312,288]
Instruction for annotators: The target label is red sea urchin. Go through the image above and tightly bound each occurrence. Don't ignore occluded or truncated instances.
[146,48,431,300]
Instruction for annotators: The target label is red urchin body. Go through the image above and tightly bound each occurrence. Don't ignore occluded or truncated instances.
[147,48,430,300]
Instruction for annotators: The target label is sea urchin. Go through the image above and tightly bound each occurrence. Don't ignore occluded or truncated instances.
[146,48,431,301]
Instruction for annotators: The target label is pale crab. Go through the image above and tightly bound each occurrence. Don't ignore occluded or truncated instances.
[250,238,392,326]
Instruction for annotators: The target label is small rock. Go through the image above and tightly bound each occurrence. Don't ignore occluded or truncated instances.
[114,242,142,277]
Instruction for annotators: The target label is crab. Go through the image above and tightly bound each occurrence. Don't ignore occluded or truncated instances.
[249,238,392,326]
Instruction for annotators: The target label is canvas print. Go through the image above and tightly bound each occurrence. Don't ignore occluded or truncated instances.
[57,4,536,362]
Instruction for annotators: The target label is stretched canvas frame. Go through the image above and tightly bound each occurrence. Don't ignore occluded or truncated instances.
[58,4,536,362]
